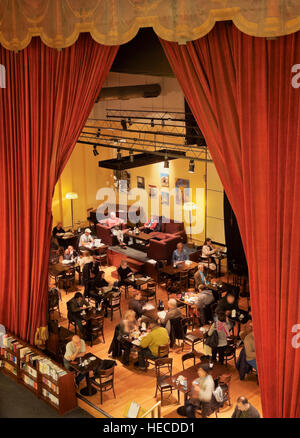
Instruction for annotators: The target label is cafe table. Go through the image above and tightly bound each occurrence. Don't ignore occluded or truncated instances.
[71,352,102,396]
[175,292,199,317]
[164,362,229,404]
[160,260,198,277]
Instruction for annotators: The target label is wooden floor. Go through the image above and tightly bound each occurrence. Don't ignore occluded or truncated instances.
[50,264,262,419]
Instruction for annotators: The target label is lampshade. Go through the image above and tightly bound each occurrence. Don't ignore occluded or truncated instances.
[65,192,78,200]
[183,202,197,211]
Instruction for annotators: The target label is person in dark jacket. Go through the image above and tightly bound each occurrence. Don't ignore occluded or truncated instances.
[231,396,261,418]
[128,290,146,318]
[236,346,253,380]
[216,292,239,315]
[67,292,89,335]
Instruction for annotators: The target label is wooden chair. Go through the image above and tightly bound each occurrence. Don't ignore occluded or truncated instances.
[180,317,203,351]
[188,267,198,289]
[66,300,77,334]
[143,281,157,304]
[62,269,76,295]
[48,287,61,318]
[178,271,189,292]
[224,341,237,367]
[146,344,170,369]
[181,351,198,369]
[154,358,173,402]
[91,366,116,404]
[218,374,232,406]
[106,291,122,321]
[86,315,105,346]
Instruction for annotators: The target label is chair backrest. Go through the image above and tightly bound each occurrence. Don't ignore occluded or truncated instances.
[180,317,192,335]
[157,344,170,358]
[155,357,173,378]
[48,288,59,308]
[109,292,121,307]
[97,366,115,385]
[182,352,196,369]
[170,317,184,341]
[89,315,104,330]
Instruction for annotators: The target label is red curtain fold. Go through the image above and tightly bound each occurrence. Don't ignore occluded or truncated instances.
[0,35,118,344]
[161,23,300,418]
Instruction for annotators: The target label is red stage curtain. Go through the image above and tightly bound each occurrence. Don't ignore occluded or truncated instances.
[0,35,118,344]
[161,23,300,418]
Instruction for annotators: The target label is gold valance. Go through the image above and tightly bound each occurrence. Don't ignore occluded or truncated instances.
[1,0,300,51]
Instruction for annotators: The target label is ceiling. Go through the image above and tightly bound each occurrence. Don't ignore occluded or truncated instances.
[110,27,174,77]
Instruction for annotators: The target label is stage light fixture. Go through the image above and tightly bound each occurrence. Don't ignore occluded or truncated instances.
[151,118,154,128]
[164,151,169,168]
[117,148,122,160]
[96,128,101,138]
[121,119,127,130]
[128,117,132,126]
[188,159,195,173]
[130,150,134,162]
[93,145,99,156]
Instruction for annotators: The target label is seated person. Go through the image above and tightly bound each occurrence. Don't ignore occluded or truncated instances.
[194,263,209,289]
[184,367,215,418]
[111,225,127,247]
[52,222,65,237]
[63,335,87,387]
[216,291,239,316]
[79,228,94,248]
[67,292,90,335]
[117,260,133,287]
[119,310,139,365]
[201,238,218,270]
[135,320,169,370]
[78,250,93,267]
[172,242,189,265]
[128,291,146,319]
[63,245,78,261]
[240,322,256,370]
[143,215,158,234]
[160,298,183,334]
[231,396,261,418]
[195,288,215,327]
[106,211,124,228]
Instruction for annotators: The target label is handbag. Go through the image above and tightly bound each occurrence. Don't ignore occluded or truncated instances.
[204,323,219,349]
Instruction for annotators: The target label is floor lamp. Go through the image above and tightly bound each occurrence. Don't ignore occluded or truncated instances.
[66,192,78,229]
[183,202,197,243]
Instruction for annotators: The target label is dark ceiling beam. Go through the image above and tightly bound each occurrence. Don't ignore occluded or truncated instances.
[96,84,161,102]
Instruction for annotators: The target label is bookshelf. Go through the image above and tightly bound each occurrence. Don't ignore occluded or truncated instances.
[0,333,77,415]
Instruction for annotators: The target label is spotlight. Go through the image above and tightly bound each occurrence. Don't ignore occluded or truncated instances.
[188,159,195,173]
[117,148,122,160]
[128,117,132,126]
[96,128,101,138]
[93,145,99,156]
[162,119,165,127]
[130,150,134,162]
[164,152,169,168]
[151,118,154,128]
[121,119,127,130]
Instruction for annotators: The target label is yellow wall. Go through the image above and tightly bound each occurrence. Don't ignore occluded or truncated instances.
[52,143,207,244]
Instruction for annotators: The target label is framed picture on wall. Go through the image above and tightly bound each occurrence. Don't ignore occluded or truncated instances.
[137,176,145,189]
[175,178,190,204]
[161,191,170,205]
[160,172,169,188]
[149,184,158,198]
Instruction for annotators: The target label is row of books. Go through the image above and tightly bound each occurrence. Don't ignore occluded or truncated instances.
[3,335,23,353]
[42,388,59,406]
[4,362,17,376]
[2,349,17,364]
[20,347,43,370]
[38,358,67,381]
[23,374,38,390]
[42,376,59,394]
[21,362,38,379]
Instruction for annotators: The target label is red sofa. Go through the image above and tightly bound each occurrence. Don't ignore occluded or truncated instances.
[146,233,182,262]
[96,222,128,246]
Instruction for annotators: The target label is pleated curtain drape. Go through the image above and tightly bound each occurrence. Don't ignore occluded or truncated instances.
[161,23,300,418]
[0,34,118,344]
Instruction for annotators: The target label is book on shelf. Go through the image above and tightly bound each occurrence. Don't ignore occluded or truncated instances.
[23,374,38,390]
[42,388,59,406]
